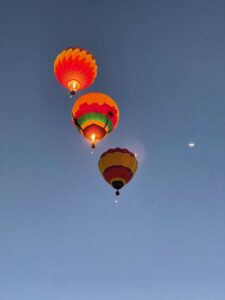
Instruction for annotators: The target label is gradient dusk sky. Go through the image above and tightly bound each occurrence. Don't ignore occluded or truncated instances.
[1,0,225,299]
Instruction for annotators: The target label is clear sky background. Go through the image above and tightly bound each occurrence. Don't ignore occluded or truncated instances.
[0,0,225,299]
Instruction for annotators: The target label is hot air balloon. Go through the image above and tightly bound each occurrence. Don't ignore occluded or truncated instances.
[98,148,138,195]
[54,47,97,95]
[72,92,119,148]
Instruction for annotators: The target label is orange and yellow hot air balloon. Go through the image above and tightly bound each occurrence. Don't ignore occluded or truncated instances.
[54,47,97,95]
[72,92,119,148]
[98,148,138,195]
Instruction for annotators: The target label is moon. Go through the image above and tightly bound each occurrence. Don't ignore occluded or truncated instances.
[188,142,195,148]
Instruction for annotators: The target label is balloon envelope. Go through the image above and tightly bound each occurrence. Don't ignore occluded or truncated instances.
[72,93,119,148]
[98,148,138,195]
[54,47,97,94]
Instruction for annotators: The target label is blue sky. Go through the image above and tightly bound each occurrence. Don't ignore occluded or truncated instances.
[0,0,225,299]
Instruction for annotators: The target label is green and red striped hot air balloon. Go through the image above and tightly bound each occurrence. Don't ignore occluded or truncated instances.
[72,92,119,148]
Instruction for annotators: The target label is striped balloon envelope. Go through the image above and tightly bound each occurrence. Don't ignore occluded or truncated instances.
[54,47,97,95]
[98,148,138,195]
[72,93,119,148]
